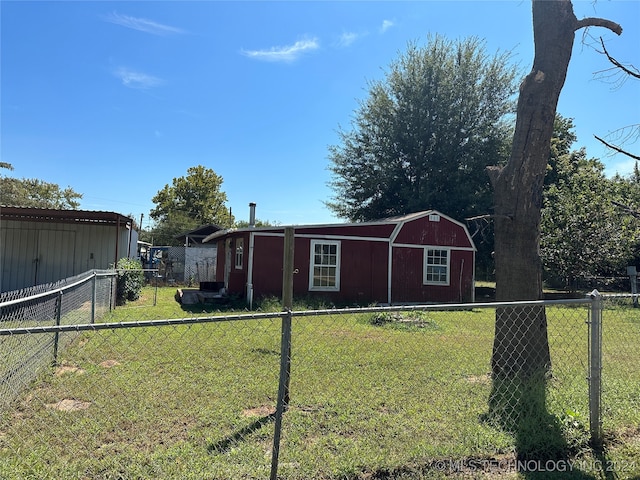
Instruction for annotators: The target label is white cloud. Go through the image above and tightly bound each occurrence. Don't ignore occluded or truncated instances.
[113,67,164,89]
[380,19,395,33]
[336,32,361,48]
[104,12,185,35]
[242,38,319,63]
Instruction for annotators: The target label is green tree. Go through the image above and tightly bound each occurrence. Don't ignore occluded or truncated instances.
[0,163,82,209]
[234,218,278,228]
[327,35,518,223]
[610,168,640,265]
[149,166,234,245]
[541,148,638,289]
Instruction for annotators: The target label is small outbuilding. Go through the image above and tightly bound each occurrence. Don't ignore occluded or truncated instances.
[175,224,223,247]
[203,209,476,306]
[0,206,135,292]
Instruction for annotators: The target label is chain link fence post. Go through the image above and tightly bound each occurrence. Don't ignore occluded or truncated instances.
[91,271,97,324]
[270,226,295,480]
[109,274,115,311]
[588,289,603,445]
[52,291,63,366]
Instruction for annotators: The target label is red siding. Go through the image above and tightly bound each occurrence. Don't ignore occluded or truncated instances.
[391,247,474,303]
[250,235,389,305]
[251,235,286,298]
[394,215,473,248]
[214,233,249,296]
[325,239,388,304]
[212,210,475,305]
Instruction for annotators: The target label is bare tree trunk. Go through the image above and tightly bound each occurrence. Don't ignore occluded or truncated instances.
[488,0,622,379]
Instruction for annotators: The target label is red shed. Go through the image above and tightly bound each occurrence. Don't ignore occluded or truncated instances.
[203,210,476,306]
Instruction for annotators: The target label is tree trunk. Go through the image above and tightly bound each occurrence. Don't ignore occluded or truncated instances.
[488,0,622,379]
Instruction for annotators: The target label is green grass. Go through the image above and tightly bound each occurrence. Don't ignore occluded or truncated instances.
[0,287,638,479]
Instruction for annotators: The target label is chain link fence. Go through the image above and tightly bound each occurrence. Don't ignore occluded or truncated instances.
[0,280,638,479]
[0,270,116,410]
[599,295,640,439]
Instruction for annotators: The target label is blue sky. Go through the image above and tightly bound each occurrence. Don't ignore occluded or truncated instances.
[1,1,639,229]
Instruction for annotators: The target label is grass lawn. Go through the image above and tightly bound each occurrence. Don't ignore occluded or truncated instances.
[0,287,638,479]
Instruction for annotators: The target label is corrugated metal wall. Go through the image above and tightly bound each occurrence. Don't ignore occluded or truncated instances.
[1,219,130,292]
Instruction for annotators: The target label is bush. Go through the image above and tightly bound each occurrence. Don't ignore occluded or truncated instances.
[116,258,144,305]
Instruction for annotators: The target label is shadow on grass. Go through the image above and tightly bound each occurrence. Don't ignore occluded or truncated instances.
[486,373,619,480]
[207,413,275,454]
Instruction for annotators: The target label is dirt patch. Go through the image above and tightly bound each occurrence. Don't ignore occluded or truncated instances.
[54,365,85,376]
[465,374,490,385]
[46,399,91,411]
[99,360,121,368]
[606,425,640,446]
[243,405,276,417]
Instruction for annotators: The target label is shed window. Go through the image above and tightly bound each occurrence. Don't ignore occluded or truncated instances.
[424,248,449,285]
[235,238,244,269]
[309,240,340,291]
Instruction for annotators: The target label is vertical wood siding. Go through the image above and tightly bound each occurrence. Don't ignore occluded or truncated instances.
[394,215,474,248]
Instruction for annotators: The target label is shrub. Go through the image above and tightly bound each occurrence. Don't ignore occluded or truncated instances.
[116,258,144,305]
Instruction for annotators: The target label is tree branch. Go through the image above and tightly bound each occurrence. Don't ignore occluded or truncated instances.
[612,201,640,220]
[594,135,640,161]
[465,214,513,222]
[575,17,622,35]
[598,37,640,80]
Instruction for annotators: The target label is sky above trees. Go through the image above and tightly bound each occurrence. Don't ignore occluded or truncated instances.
[1,1,638,227]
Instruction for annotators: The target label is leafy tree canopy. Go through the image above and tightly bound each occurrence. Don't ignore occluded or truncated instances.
[0,163,82,209]
[149,166,234,245]
[541,117,640,288]
[234,218,278,228]
[327,35,519,222]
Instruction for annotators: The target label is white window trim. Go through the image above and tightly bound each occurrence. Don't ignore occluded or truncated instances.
[234,238,244,270]
[308,239,341,292]
[423,247,450,285]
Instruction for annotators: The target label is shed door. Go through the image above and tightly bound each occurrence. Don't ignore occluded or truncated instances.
[36,230,76,285]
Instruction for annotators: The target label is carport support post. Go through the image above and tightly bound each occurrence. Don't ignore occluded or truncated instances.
[270,227,294,480]
[588,290,603,445]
